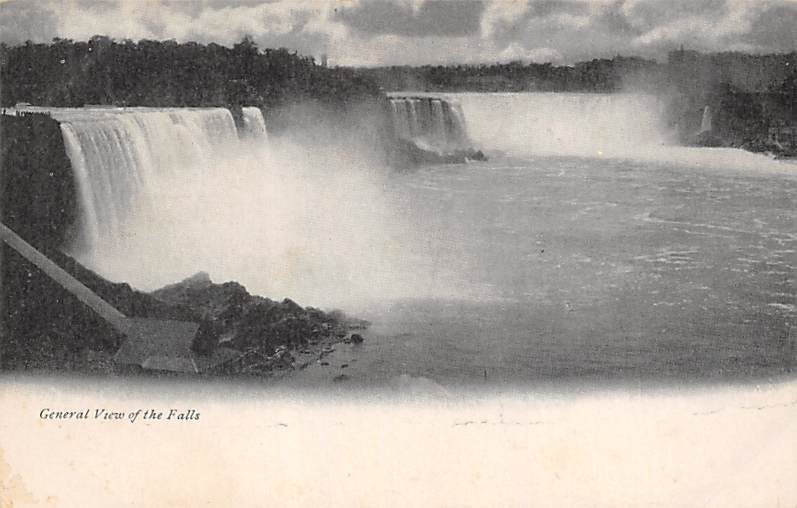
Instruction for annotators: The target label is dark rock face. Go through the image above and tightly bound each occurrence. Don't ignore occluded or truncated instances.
[672,83,796,157]
[1,245,195,369]
[2,248,359,374]
[469,150,487,161]
[0,112,366,375]
[1,114,78,250]
[0,115,190,368]
[392,138,487,167]
[690,130,724,147]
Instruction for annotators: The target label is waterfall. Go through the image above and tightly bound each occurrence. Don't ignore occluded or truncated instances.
[40,104,430,306]
[390,100,411,139]
[52,107,251,255]
[388,96,470,151]
[408,99,420,138]
[241,106,268,139]
[451,92,669,157]
[699,105,712,133]
[431,100,447,144]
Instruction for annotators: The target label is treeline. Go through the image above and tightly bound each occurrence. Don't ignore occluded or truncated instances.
[0,36,382,111]
[356,51,796,99]
[665,49,796,130]
[358,56,661,93]
[666,50,796,97]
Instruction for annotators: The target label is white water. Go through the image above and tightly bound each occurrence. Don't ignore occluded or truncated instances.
[700,105,713,133]
[450,92,795,175]
[388,96,469,150]
[56,107,240,253]
[44,94,795,315]
[241,106,268,139]
[51,105,465,307]
[451,92,670,157]
[13,94,794,386]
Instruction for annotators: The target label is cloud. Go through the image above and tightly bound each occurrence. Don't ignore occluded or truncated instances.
[0,0,794,66]
[498,43,563,63]
[332,0,485,37]
[485,1,640,63]
[0,1,59,45]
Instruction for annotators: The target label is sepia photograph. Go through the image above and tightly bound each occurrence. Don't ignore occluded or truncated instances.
[0,0,795,506]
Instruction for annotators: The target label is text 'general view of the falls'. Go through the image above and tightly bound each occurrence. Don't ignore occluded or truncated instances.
[1,4,797,503]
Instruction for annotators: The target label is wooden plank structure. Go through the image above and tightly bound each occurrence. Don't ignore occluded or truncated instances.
[0,221,209,373]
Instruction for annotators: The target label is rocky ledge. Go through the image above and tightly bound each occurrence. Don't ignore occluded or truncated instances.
[2,245,368,377]
[150,271,369,376]
[393,138,487,167]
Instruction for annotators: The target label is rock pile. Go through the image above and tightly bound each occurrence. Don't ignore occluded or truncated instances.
[151,272,369,375]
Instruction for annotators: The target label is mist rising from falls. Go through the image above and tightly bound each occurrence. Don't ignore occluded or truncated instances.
[448,92,797,173]
[452,93,670,158]
[54,106,470,308]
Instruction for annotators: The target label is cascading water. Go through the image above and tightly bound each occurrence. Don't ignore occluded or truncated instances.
[431,100,446,144]
[55,107,250,255]
[241,106,268,139]
[388,96,470,151]
[37,103,457,307]
[408,99,420,138]
[450,92,671,157]
[699,105,712,134]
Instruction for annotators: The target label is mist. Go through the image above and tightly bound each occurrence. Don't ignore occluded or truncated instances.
[456,92,673,158]
[455,92,796,175]
[69,107,476,310]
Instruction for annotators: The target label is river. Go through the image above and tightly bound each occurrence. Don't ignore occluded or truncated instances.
[44,94,796,390]
[289,93,796,390]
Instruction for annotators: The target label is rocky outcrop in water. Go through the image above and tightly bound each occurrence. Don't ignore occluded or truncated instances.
[392,138,486,167]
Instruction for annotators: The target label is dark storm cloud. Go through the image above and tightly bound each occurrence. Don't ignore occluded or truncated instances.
[334,0,485,37]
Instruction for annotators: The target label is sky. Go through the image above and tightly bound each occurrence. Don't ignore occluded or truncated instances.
[1,0,795,66]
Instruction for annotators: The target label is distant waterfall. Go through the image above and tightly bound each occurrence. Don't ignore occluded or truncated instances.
[452,92,669,157]
[52,107,265,255]
[388,96,470,151]
[699,105,712,133]
[241,106,268,139]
